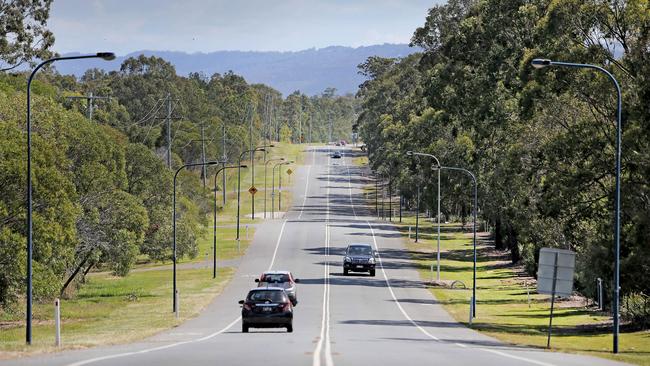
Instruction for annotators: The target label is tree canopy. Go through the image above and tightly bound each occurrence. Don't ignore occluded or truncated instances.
[357,0,649,310]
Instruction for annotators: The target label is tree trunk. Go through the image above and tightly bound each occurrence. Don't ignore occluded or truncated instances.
[494,218,505,250]
[506,224,520,263]
[81,261,95,283]
[60,253,91,297]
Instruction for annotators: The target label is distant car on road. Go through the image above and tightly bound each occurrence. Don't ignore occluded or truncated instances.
[239,288,293,333]
[343,243,377,276]
[255,271,300,306]
[331,151,342,159]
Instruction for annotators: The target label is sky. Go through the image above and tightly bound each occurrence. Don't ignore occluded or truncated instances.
[48,0,443,55]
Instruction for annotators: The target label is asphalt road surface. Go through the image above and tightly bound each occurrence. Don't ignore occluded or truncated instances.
[4,147,627,366]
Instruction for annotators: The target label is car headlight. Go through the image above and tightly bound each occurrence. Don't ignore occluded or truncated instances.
[368,258,375,264]
[344,256,351,262]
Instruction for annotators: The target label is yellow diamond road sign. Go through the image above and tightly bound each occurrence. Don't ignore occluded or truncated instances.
[248,186,258,195]
[286,168,293,175]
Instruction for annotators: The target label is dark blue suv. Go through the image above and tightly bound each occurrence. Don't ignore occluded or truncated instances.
[343,243,377,276]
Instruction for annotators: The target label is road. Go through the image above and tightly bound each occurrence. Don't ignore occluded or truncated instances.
[3,146,626,366]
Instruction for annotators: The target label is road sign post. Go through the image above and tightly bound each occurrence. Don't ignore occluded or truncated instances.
[537,247,576,349]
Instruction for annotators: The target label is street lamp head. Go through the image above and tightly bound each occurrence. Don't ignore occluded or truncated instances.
[240,165,248,168]
[531,58,552,69]
[97,52,116,61]
[406,151,413,156]
[268,144,275,148]
[257,148,266,152]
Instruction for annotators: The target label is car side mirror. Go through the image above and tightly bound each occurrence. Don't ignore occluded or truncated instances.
[238,300,245,304]
[294,279,300,283]
[374,251,379,256]
[254,278,260,283]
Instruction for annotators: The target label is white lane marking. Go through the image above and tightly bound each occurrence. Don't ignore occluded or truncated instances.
[68,220,290,365]
[344,163,557,366]
[268,219,288,271]
[478,348,557,366]
[66,317,241,366]
[313,149,334,366]
[324,225,333,366]
[367,222,440,341]
[298,164,312,220]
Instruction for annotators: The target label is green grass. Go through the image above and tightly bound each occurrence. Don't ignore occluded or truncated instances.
[0,141,307,358]
[0,267,233,357]
[352,156,649,365]
[394,216,650,365]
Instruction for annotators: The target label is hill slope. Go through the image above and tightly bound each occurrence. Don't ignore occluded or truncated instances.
[57,44,419,96]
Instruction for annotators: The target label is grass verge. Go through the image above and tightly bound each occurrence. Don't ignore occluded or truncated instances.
[395,217,650,365]
[0,267,233,358]
[352,153,649,365]
[0,142,305,358]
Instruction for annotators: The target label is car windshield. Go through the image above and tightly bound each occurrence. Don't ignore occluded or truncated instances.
[348,246,372,256]
[261,274,290,283]
[248,290,287,303]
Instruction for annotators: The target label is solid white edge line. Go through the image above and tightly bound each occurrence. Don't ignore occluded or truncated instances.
[366,223,558,366]
[478,348,557,366]
[298,164,312,220]
[360,189,558,366]
[366,221,441,341]
[67,181,293,366]
[267,219,288,271]
[66,317,241,366]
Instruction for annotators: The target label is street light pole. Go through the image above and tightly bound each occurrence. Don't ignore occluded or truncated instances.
[532,58,623,353]
[264,158,285,218]
[272,161,292,218]
[221,124,228,206]
[25,52,115,345]
[278,161,292,211]
[374,171,379,217]
[437,165,477,318]
[388,175,392,222]
[213,164,245,278]
[237,147,266,240]
[415,183,420,242]
[173,160,220,313]
[251,145,273,220]
[407,151,442,281]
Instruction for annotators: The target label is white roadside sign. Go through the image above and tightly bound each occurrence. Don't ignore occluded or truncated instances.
[537,247,576,297]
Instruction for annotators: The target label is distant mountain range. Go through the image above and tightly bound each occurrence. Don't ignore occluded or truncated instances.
[57,44,419,96]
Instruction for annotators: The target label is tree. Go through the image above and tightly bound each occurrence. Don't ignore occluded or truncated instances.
[357,0,650,311]
[0,0,56,71]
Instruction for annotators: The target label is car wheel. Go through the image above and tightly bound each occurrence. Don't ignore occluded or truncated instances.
[343,269,348,275]
[286,324,293,333]
[242,324,249,333]
[369,269,376,277]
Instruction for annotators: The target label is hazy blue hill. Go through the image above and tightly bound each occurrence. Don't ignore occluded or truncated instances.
[57,44,419,96]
